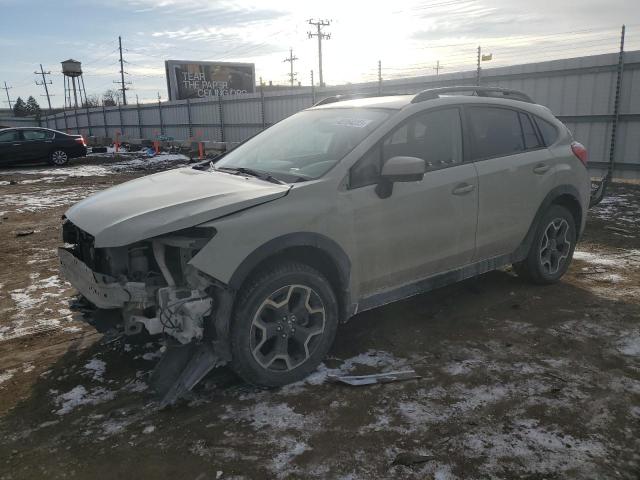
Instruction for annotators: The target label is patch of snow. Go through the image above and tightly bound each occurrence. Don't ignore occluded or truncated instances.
[617,332,640,356]
[270,437,309,478]
[573,250,623,267]
[0,186,104,213]
[222,402,310,431]
[142,425,156,434]
[52,385,116,415]
[84,358,107,381]
[0,369,17,385]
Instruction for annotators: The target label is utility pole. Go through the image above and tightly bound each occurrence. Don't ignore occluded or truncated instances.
[607,24,626,181]
[378,60,382,94]
[311,70,316,104]
[476,46,481,86]
[34,64,53,112]
[115,36,130,105]
[2,81,12,109]
[283,48,299,87]
[308,19,331,87]
[434,60,443,76]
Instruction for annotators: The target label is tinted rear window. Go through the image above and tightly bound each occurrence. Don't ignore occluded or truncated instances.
[467,107,524,159]
[22,130,54,140]
[0,130,18,142]
[535,117,559,145]
[519,113,542,150]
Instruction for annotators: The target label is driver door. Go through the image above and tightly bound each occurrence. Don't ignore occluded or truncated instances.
[341,107,478,297]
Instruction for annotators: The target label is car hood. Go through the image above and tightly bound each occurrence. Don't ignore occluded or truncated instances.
[65,167,291,247]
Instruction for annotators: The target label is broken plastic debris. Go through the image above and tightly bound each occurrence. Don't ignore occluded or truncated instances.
[327,369,420,386]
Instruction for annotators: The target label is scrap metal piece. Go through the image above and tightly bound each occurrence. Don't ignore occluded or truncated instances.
[150,342,225,408]
[327,369,420,386]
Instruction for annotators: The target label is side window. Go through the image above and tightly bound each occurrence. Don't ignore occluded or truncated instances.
[0,130,18,142]
[519,113,542,150]
[22,130,50,141]
[535,117,559,146]
[349,108,463,188]
[468,107,524,160]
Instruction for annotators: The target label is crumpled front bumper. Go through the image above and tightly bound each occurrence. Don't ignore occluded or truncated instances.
[58,247,146,309]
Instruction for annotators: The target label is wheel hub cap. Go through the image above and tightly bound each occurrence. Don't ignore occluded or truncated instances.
[250,284,326,372]
[539,218,571,275]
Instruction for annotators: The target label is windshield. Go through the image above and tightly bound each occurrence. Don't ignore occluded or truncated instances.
[214,108,392,182]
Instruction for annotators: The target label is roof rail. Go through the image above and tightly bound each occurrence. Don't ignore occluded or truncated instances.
[313,92,406,107]
[411,86,534,104]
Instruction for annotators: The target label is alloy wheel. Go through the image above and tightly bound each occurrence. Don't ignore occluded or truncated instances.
[51,150,68,165]
[250,284,326,372]
[539,218,571,275]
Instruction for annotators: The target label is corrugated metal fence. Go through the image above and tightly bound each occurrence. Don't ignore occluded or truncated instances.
[43,50,640,177]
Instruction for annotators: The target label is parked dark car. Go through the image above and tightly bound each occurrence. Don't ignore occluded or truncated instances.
[0,127,87,166]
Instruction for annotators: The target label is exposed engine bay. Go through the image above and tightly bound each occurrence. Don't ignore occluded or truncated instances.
[60,219,231,405]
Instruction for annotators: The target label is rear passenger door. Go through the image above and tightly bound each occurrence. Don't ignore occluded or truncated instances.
[20,129,54,161]
[344,107,478,296]
[466,106,555,261]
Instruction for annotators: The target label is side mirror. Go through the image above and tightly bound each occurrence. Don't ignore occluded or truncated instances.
[376,156,425,198]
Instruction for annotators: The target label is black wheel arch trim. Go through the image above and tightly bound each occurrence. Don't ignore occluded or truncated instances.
[228,232,352,319]
[513,184,583,262]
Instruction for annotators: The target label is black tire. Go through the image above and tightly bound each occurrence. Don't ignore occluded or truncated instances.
[49,149,69,166]
[513,205,576,285]
[230,261,338,387]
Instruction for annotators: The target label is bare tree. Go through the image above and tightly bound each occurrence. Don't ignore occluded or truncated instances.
[83,94,101,108]
[102,89,122,107]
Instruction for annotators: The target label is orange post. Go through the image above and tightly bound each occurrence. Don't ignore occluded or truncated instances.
[115,131,120,153]
[198,141,204,159]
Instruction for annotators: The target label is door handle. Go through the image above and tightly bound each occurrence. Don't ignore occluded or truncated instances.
[452,183,475,195]
[533,163,550,174]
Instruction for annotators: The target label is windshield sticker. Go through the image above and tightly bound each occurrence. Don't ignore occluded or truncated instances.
[333,118,374,128]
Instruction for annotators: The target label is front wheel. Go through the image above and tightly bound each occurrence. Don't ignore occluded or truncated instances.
[513,205,576,284]
[230,262,338,387]
[49,149,69,166]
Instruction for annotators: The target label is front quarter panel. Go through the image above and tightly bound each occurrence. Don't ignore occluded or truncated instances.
[189,178,354,288]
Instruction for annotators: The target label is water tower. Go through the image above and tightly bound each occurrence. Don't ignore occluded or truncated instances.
[61,59,88,109]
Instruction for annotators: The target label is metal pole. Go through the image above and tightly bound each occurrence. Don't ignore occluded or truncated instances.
[260,84,266,130]
[37,65,53,111]
[157,93,164,136]
[102,103,108,137]
[136,99,143,140]
[118,103,124,138]
[62,108,69,132]
[377,60,382,95]
[217,93,225,142]
[2,81,12,109]
[311,70,316,105]
[476,46,481,86]
[608,24,626,180]
[85,102,93,137]
[186,98,193,138]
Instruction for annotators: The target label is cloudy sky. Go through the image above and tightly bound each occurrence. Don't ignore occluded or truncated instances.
[1,0,637,107]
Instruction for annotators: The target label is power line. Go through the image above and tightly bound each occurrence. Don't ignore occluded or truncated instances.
[308,19,331,87]
[283,47,298,87]
[34,64,53,112]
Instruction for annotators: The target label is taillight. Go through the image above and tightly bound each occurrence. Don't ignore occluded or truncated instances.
[571,141,587,166]
[75,136,86,147]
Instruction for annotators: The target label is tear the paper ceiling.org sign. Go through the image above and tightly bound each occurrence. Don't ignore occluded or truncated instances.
[165,60,255,101]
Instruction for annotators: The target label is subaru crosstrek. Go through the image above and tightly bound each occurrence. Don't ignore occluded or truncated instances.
[59,86,591,399]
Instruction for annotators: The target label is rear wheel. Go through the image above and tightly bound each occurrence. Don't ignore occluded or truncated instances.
[513,205,576,284]
[230,262,338,386]
[49,149,69,166]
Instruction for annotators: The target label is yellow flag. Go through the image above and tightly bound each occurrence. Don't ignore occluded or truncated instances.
[482,53,493,61]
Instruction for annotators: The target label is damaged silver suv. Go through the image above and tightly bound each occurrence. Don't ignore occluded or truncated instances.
[59,86,591,401]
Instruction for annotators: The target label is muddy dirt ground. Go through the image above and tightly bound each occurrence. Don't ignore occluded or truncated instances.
[0,157,639,479]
